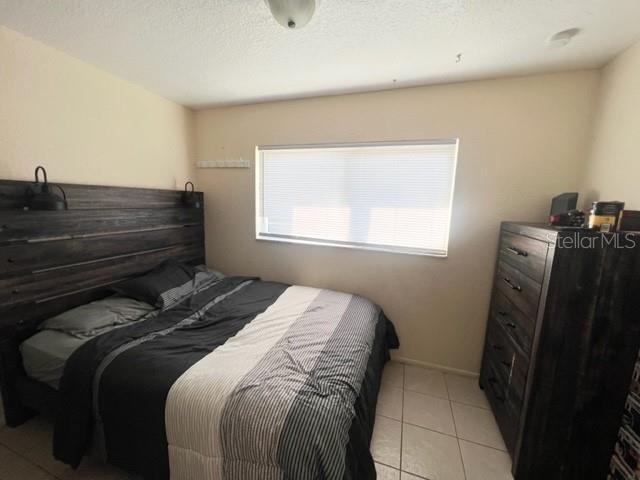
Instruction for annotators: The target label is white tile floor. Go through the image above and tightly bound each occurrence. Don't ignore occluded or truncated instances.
[373,362,514,480]
[0,362,512,479]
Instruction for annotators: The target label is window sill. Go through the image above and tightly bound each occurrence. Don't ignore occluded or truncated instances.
[255,234,448,258]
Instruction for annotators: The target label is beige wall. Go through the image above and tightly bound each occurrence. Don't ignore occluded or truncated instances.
[581,40,640,210]
[0,26,194,189]
[0,22,614,374]
[194,71,600,374]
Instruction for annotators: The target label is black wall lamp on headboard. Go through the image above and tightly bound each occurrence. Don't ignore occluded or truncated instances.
[182,182,201,209]
[25,166,68,211]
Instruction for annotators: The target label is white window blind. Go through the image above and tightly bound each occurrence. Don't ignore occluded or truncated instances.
[255,140,458,256]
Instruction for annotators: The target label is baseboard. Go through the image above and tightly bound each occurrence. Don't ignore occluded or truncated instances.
[391,355,480,378]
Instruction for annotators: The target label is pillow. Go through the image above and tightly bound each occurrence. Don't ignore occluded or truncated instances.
[40,296,154,338]
[112,259,197,308]
[195,264,226,279]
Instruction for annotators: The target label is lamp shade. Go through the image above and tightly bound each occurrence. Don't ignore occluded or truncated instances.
[182,182,201,208]
[265,0,316,29]
[26,166,68,211]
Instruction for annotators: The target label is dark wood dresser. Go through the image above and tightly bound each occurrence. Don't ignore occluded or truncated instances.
[480,222,640,480]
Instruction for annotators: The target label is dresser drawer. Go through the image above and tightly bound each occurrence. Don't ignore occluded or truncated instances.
[499,230,549,283]
[481,350,519,454]
[485,318,529,411]
[490,290,535,356]
[495,260,542,321]
[485,324,516,380]
[482,354,508,405]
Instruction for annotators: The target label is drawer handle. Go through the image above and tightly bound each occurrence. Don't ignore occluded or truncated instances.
[497,312,517,328]
[502,277,522,292]
[506,246,528,257]
[488,377,505,402]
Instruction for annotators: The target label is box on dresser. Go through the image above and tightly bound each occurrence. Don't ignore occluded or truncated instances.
[480,222,640,480]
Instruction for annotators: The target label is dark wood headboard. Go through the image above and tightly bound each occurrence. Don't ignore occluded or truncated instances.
[0,179,204,424]
[0,179,205,338]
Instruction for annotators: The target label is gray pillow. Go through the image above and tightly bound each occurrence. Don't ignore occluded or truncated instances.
[112,259,197,308]
[195,265,226,279]
[40,296,154,338]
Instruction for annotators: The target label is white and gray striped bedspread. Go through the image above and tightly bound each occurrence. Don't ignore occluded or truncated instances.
[166,285,378,479]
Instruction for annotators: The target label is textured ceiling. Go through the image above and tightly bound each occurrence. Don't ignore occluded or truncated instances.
[1,0,640,108]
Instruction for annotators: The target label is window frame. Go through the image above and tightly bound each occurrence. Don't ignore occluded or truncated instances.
[254,139,459,257]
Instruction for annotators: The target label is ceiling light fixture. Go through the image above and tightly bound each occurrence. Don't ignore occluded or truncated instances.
[548,28,580,48]
[265,0,316,29]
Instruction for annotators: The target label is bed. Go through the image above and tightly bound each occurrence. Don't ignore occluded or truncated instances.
[0,179,398,480]
[48,267,398,479]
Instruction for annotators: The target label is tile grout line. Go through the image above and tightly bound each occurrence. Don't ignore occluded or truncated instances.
[450,399,491,411]
[446,380,458,438]
[449,399,508,451]
[448,400,490,411]
[0,438,64,480]
[390,364,510,479]
[375,460,430,480]
[402,384,490,411]
[397,388,506,429]
[377,412,403,422]
[403,419,458,440]
[450,402,469,480]
[447,375,468,480]
[397,418,508,453]
[456,436,509,453]
[399,364,405,475]
[376,459,400,470]
[403,388,449,401]
[399,368,447,480]
[458,437,469,480]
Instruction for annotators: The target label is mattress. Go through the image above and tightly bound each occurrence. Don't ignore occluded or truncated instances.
[20,330,88,389]
[20,320,155,390]
[53,276,399,479]
[21,296,158,389]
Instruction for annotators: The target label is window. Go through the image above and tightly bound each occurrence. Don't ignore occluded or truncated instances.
[255,140,458,257]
